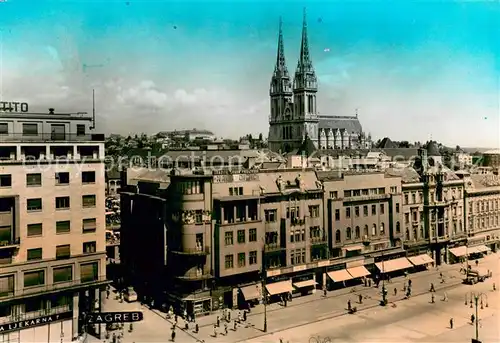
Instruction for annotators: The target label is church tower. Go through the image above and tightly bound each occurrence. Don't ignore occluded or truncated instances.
[293,8,319,146]
[268,17,294,153]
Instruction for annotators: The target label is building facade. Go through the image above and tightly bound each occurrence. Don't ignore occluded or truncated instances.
[0,108,108,341]
[267,11,368,153]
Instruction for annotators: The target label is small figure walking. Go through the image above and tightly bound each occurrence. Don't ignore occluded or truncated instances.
[493,283,496,291]
[393,287,397,296]
[106,289,110,299]
[430,283,435,292]
[171,329,176,342]
[233,320,237,331]
[216,316,220,327]
[431,294,435,303]
[323,288,327,297]
[224,323,228,335]
[442,292,448,302]
[358,294,363,304]
[347,299,352,311]
[450,318,453,329]
[471,314,475,325]
[195,323,199,333]
[213,324,218,337]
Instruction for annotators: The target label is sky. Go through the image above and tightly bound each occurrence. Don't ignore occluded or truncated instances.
[0,0,499,148]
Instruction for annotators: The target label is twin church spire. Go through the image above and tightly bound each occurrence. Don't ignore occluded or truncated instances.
[270,8,317,96]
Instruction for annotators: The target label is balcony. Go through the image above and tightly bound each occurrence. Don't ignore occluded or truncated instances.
[264,243,285,252]
[175,269,213,281]
[172,246,210,256]
[0,238,20,250]
[0,275,109,301]
[310,237,327,245]
[0,133,105,143]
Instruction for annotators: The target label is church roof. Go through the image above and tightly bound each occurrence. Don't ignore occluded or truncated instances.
[318,115,362,133]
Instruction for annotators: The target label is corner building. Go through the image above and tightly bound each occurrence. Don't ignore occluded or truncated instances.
[0,109,108,342]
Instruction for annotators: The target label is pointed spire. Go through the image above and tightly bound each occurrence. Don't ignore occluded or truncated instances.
[274,16,289,77]
[294,8,317,91]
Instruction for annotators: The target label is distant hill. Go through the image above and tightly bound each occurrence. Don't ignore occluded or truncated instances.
[461,147,496,154]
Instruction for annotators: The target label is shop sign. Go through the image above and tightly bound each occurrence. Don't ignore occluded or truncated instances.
[0,101,29,112]
[86,311,143,324]
[0,311,72,333]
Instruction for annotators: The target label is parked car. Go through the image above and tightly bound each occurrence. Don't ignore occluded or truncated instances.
[124,287,137,302]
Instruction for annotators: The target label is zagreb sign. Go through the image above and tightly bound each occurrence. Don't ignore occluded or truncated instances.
[0,101,29,112]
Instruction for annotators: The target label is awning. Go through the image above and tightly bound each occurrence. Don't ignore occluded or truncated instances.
[408,254,434,266]
[327,269,353,282]
[265,280,293,295]
[449,246,467,257]
[240,285,261,301]
[344,245,363,252]
[471,245,491,254]
[347,266,371,278]
[375,257,413,273]
[293,279,317,289]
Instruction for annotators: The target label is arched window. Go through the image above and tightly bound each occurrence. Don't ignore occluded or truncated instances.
[396,221,401,233]
[335,230,341,243]
[380,223,385,235]
[372,224,377,236]
[405,229,410,241]
[355,226,360,239]
[346,227,352,240]
[363,225,369,238]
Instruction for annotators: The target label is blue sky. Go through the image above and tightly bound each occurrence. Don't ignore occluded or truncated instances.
[0,0,499,147]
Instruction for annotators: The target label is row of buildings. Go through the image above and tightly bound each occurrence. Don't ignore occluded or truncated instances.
[119,145,500,317]
[0,108,107,341]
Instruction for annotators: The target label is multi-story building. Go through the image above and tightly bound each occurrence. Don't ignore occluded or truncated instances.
[0,108,107,341]
[463,172,500,253]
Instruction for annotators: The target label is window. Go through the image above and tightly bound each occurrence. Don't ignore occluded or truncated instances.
[396,221,401,233]
[380,204,384,214]
[80,262,98,282]
[237,230,245,244]
[82,171,96,184]
[308,205,320,218]
[76,124,86,136]
[56,196,70,209]
[56,221,71,234]
[355,226,360,239]
[371,205,376,215]
[229,187,243,196]
[27,248,42,261]
[354,206,359,217]
[264,209,277,222]
[224,231,233,246]
[83,241,96,254]
[27,223,42,237]
[22,123,38,136]
[82,195,96,208]
[372,224,377,236]
[26,173,41,186]
[238,252,246,267]
[249,251,257,265]
[330,191,337,199]
[0,123,8,134]
[380,223,385,235]
[335,230,341,243]
[395,203,400,213]
[345,208,350,218]
[55,245,70,259]
[346,227,352,240]
[55,172,69,185]
[53,266,72,283]
[224,255,234,269]
[82,218,96,233]
[404,194,409,205]
[363,206,368,216]
[0,175,11,187]
[249,228,257,242]
[0,275,14,297]
[363,225,369,238]
[412,193,416,203]
[335,209,340,221]
[24,270,45,287]
[405,213,410,224]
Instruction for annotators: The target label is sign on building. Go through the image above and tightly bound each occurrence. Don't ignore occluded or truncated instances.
[86,311,144,324]
[0,312,72,333]
[0,101,29,112]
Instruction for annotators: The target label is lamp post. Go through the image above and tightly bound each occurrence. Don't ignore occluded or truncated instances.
[464,292,488,342]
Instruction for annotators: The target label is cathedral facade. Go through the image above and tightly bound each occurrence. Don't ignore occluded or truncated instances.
[267,10,370,153]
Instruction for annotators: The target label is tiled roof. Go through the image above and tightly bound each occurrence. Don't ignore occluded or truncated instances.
[134,170,171,183]
[318,115,363,132]
[469,174,500,189]
[385,167,421,183]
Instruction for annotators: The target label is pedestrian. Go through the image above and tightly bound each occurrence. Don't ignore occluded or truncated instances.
[359,294,363,304]
[471,314,475,324]
[195,323,199,333]
[493,283,496,291]
[174,314,178,324]
[368,279,372,287]
[430,283,435,292]
[171,329,176,342]
[450,318,453,329]
[393,287,397,296]
[347,300,352,311]
[431,294,435,303]
[475,260,478,267]
[243,311,247,322]
[183,309,187,319]
[106,289,110,299]
[228,311,231,322]
[408,279,412,287]
[224,323,228,335]
[216,316,220,327]
[284,298,287,307]
[443,292,448,302]
[184,321,188,330]
[233,320,237,331]
[323,288,327,297]
[213,324,217,337]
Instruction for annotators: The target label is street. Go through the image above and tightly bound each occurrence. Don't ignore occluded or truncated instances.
[92,253,500,343]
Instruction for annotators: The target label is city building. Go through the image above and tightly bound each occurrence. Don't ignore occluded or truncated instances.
[0,108,108,341]
[267,11,369,153]
[482,149,500,174]
[463,172,500,253]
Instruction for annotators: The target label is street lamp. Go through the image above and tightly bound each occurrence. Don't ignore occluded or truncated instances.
[464,292,488,342]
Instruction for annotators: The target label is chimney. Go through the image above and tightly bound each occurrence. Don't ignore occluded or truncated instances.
[49,108,55,115]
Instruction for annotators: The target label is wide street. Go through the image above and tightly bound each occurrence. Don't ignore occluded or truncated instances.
[92,253,500,343]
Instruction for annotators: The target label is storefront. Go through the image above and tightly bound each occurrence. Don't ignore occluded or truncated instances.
[291,276,317,296]
[237,283,262,309]
[374,257,413,277]
[448,246,467,264]
[0,312,73,343]
[407,254,435,272]
[265,278,294,302]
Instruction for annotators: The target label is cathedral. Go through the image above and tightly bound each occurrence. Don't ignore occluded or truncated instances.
[267,10,370,153]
